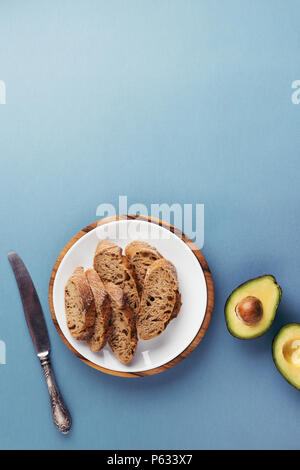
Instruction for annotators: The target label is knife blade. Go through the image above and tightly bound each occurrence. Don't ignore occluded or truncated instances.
[8,251,72,434]
[8,252,50,357]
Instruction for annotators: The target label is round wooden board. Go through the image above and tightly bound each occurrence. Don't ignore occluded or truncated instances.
[49,215,214,377]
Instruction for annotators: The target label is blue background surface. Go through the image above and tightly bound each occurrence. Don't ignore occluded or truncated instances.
[1,0,300,450]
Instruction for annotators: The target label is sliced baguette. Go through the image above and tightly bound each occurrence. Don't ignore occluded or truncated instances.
[125,240,181,317]
[93,240,140,314]
[137,259,181,340]
[65,267,96,340]
[125,241,162,295]
[85,269,112,352]
[105,282,137,364]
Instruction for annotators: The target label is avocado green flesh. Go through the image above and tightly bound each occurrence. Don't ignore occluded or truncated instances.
[225,275,281,339]
[273,324,300,390]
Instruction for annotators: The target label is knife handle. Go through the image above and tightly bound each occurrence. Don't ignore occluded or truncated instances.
[40,355,72,434]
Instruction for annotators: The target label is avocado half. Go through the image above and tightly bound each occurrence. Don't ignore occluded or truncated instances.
[225,275,281,339]
[273,324,300,390]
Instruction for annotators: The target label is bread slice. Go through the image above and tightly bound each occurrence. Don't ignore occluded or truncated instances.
[137,259,181,340]
[65,267,96,340]
[125,240,181,317]
[85,269,112,352]
[125,241,162,295]
[104,282,137,364]
[93,241,140,314]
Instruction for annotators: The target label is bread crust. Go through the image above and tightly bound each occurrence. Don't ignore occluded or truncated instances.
[85,269,112,352]
[94,240,122,258]
[125,242,181,320]
[171,292,182,319]
[104,281,126,308]
[105,282,138,364]
[125,241,162,295]
[65,267,96,340]
[93,240,140,314]
[125,241,162,260]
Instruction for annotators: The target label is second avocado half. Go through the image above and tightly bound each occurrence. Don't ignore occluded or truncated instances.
[273,324,300,390]
[225,275,282,339]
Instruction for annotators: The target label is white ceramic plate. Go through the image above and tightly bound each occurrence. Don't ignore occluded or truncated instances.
[52,219,208,374]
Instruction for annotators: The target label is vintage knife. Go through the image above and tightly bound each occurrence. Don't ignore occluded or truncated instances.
[8,252,72,434]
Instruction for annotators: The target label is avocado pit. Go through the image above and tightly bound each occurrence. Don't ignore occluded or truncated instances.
[235,296,263,326]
